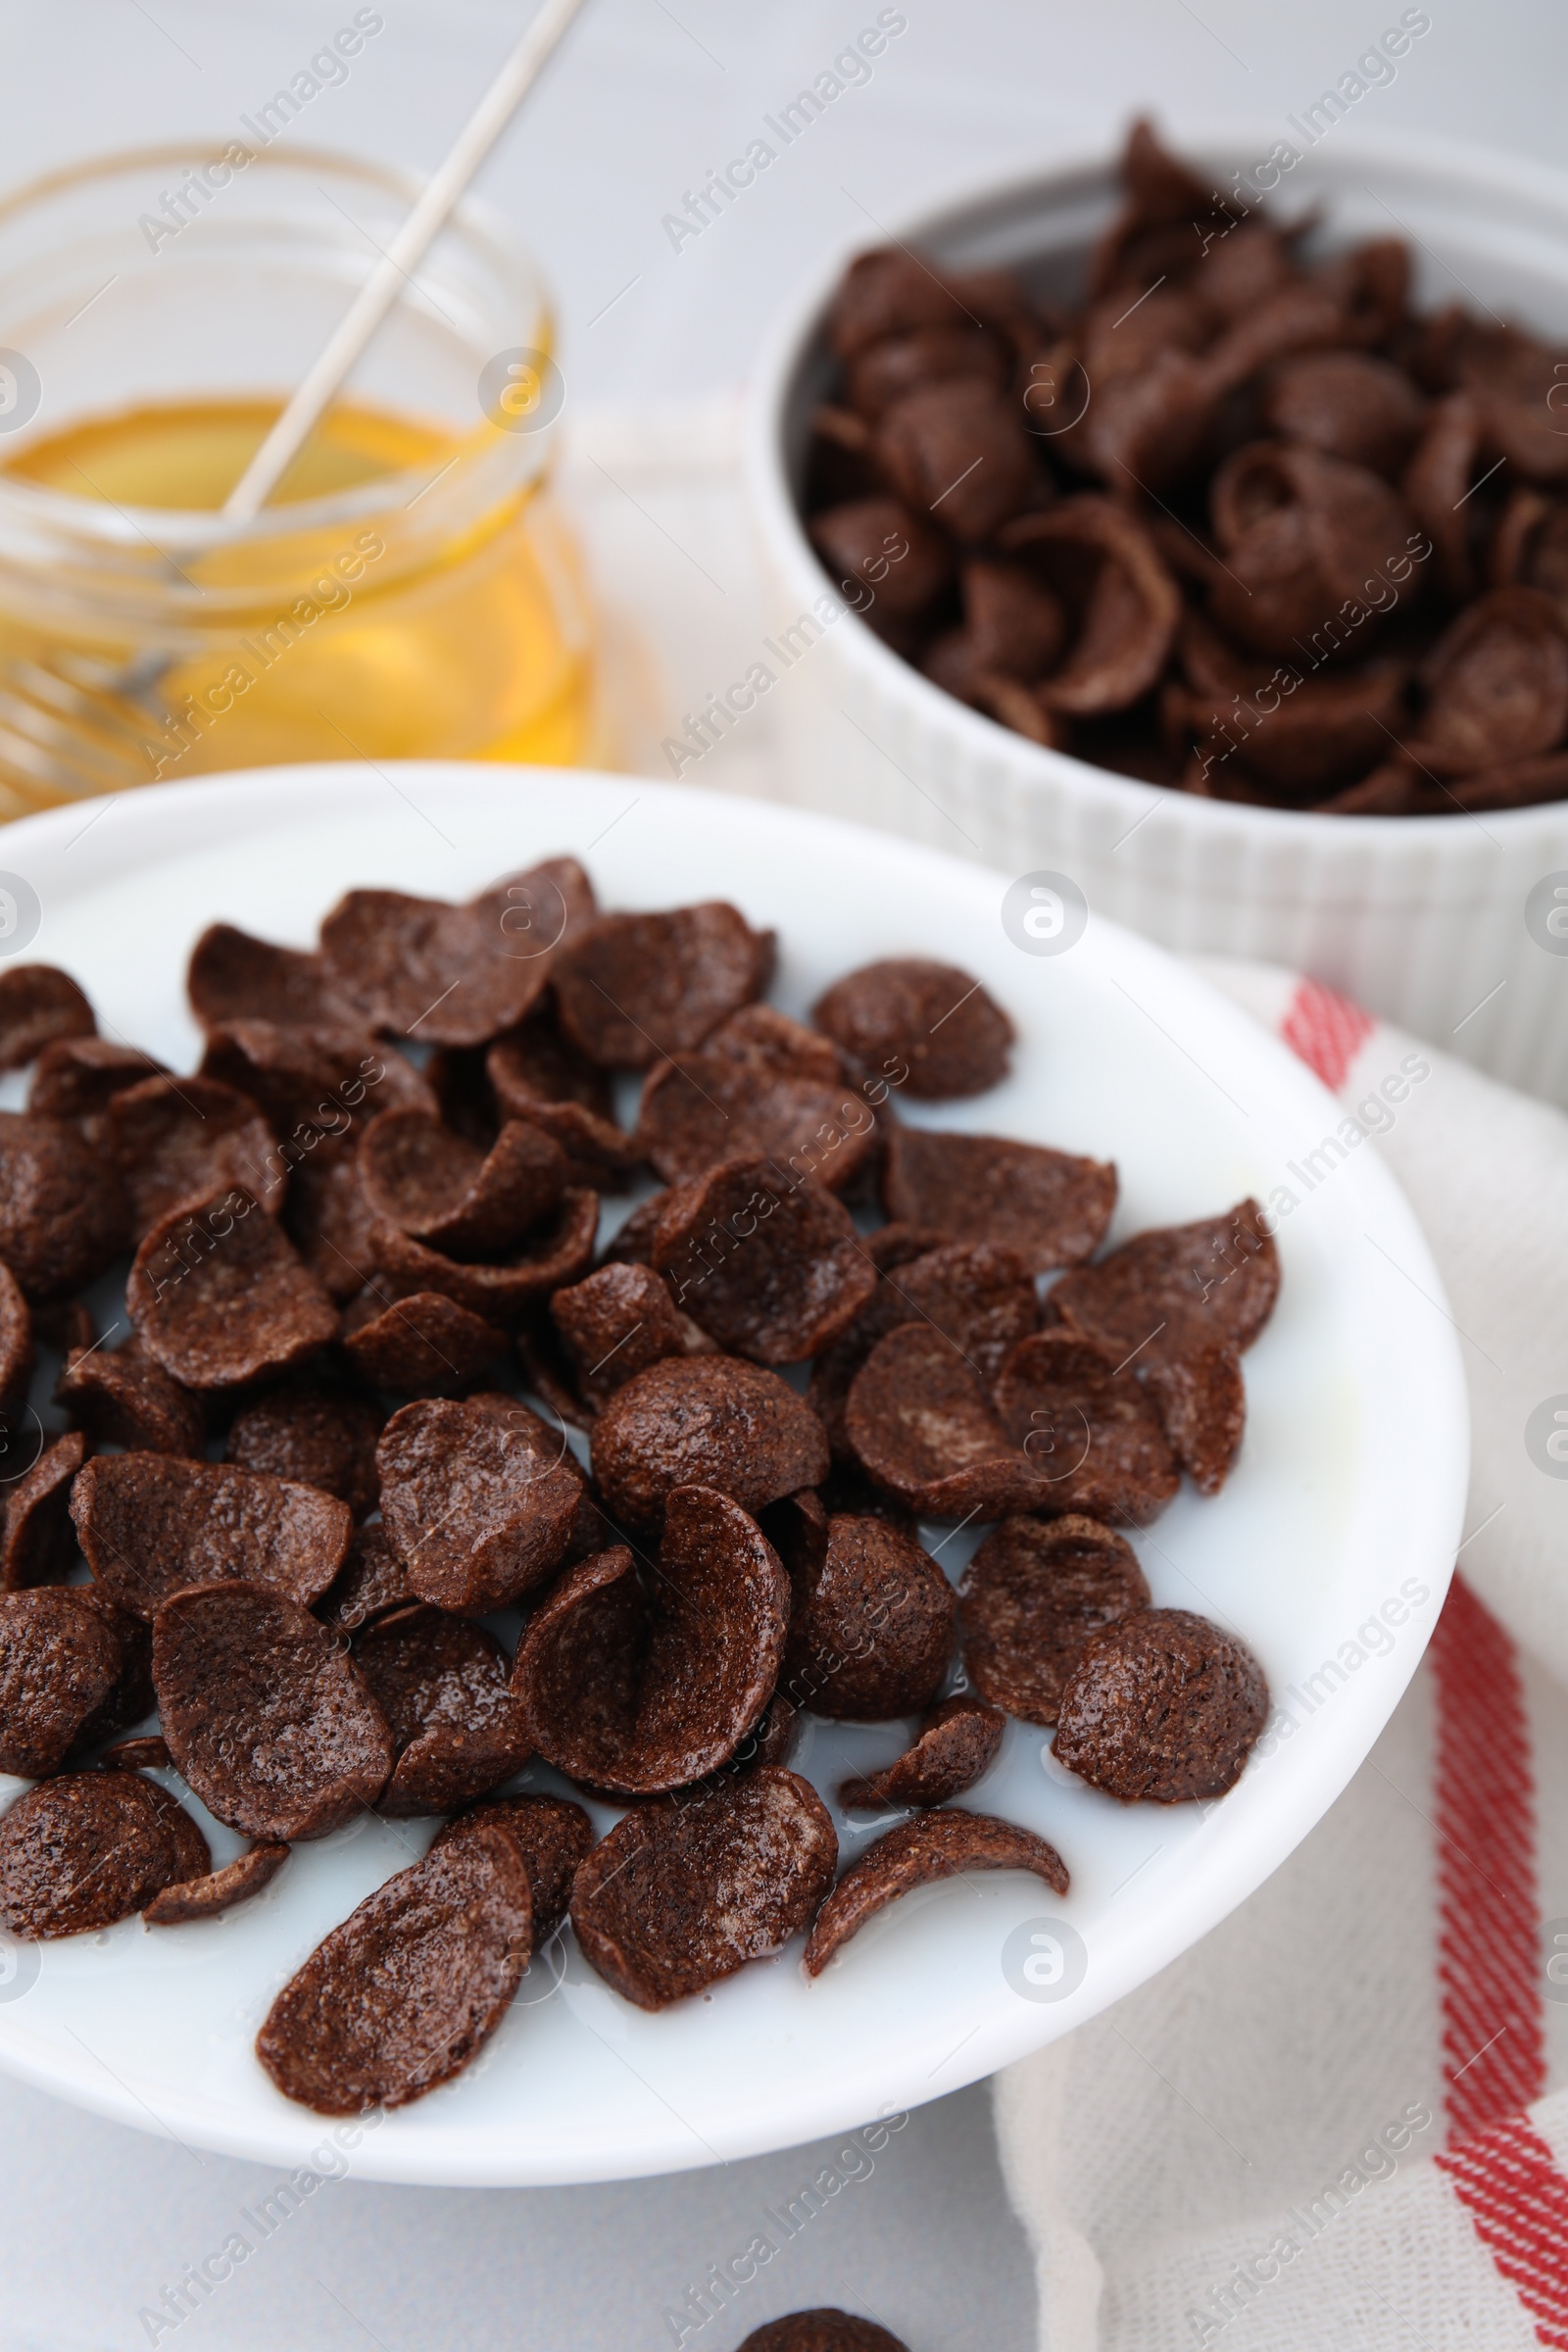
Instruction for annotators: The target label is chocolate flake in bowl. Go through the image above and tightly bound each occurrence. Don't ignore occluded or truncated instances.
[0,1112,126,1300]
[803,1809,1069,1976]
[318,861,594,1048]
[107,1075,278,1238]
[256,1821,531,2112]
[781,1512,956,1721]
[512,1485,790,1794]
[57,1345,205,1459]
[1145,1345,1247,1494]
[636,1003,880,1192]
[1050,1199,1279,1368]
[548,1260,693,1407]
[1053,1605,1268,1801]
[186,922,362,1032]
[959,1513,1152,1727]
[27,1036,168,1145]
[485,1007,644,1189]
[353,1603,532,1817]
[0,1587,125,1777]
[71,1455,352,1620]
[796,116,1568,814]
[126,1191,341,1390]
[0,1770,210,1939]
[552,903,773,1070]
[0,966,95,1072]
[881,1129,1116,1273]
[0,1259,32,1418]
[843,1324,1045,1519]
[590,1354,829,1533]
[811,959,1012,1101]
[153,1580,394,1840]
[1,1431,87,1591]
[737,2316,908,2352]
[358,1107,566,1258]
[569,1766,838,2010]
[224,1383,383,1521]
[839,1694,1005,1812]
[340,1287,508,1396]
[143,1840,290,1926]
[375,1393,582,1613]
[992,1330,1181,1526]
[655,1157,877,1364]
[431,1792,592,1943]
[315,1523,416,1636]
[368,1187,599,1326]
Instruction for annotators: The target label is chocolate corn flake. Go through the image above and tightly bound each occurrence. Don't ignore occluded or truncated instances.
[0,1259,32,1420]
[199,1020,433,1162]
[1054,1605,1268,1801]
[655,1157,876,1365]
[73,1589,154,1748]
[782,1512,956,1722]
[569,1766,838,2009]
[839,1694,1005,1812]
[315,1523,416,1636]
[353,1603,532,1817]
[959,1512,1151,1728]
[0,965,94,1074]
[549,1260,691,1407]
[225,1382,383,1520]
[1261,350,1425,478]
[127,1191,341,1390]
[552,903,773,1071]
[71,1454,352,1621]
[737,2314,909,2352]
[808,1241,1039,1457]
[485,1009,644,1189]
[1144,1345,1246,1495]
[1002,499,1182,714]
[589,1354,828,1534]
[882,1129,1115,1274]
[811,959,1012,1102]
[513,1484,790,1794]
[1410,586,1568,777]
[57,1345,205,1459]
[99,1734,171,1771]
[359,1107,566,1261]
[2,1430,88,1592]
[876,377,1039,546]
[318,865,583,1048]
[153,1579,394,1840]
[186,922,361,1032]
[376,1392,582,1614]
[108,1075,278,1238]
[804,1807,1068,1977]
[256,1821,531,2113]
[283,1143,378,1300]
[341,1287,507,1396]
[844,1324,1044,1520]
[0,1769,210,1939]
[368,1187,599,1328]
[993,1330,1180,1526]
[143,1839,290,1927]
[808,495,953,619]
[636,1003,880,1192]
[1050,1199,1279,1369]
[432,1792,592,1945]
[27,1036,168,1146]
[1208,444,1419,660]
[0,1111,126,1301]
[0,1586,124,1777]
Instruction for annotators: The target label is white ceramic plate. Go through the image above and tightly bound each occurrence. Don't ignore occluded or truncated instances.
[0,763,1466,2185]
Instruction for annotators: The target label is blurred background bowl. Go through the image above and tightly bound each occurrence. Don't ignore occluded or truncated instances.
[746,126,1568,1105]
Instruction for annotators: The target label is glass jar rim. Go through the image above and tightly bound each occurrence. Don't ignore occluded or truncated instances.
[0,140,550,551]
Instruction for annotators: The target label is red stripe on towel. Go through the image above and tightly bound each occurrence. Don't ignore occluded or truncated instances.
[1279,976,1375,1092]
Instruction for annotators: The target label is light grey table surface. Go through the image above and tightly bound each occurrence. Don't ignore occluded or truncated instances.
[0,5,1558,2346]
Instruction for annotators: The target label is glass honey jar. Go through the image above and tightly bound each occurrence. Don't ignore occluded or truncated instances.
[0,143,595,816]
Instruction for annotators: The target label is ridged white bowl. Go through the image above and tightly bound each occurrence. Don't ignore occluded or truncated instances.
[744,129,1568,1103]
